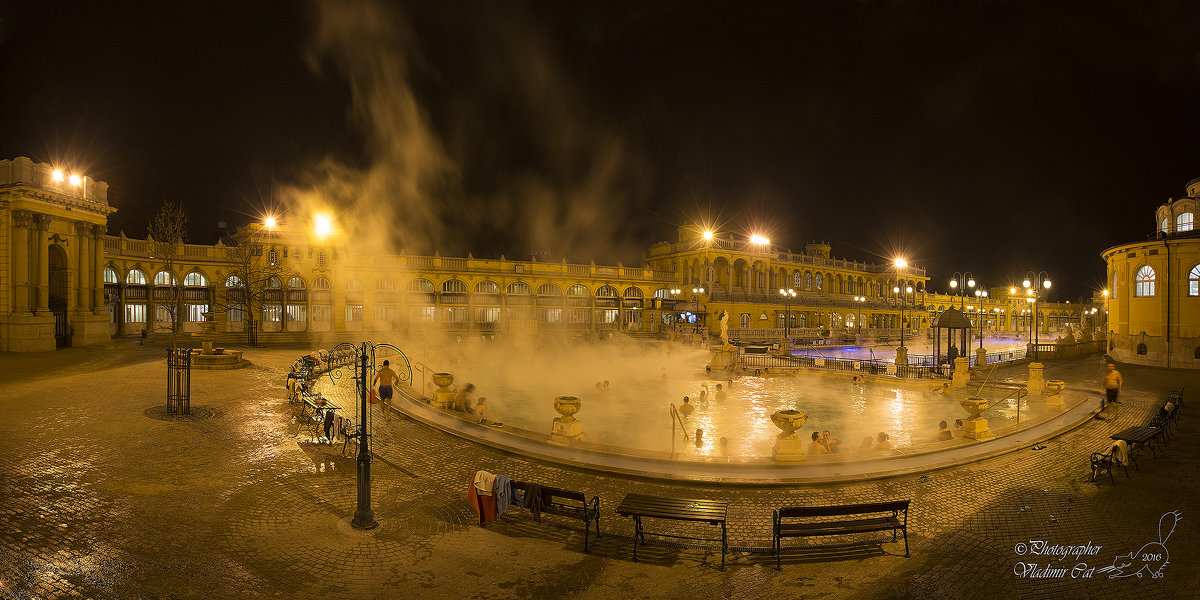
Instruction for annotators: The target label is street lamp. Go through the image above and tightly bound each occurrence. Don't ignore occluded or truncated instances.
[949,271,976,310]
[779,288,796,339]
[893,257,910,348]
[1022,271,1052,360]
[893,284,914,348]
[974,289,988,349]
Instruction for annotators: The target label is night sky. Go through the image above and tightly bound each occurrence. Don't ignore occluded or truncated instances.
[4,0,1200,301]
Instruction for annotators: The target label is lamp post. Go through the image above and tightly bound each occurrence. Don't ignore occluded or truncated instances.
[892,284,914,348]
[949,271,975,311]
[974,289,988,349]
[778,288,796,339]
[1022,271,1052,361]
[691,286,705,334]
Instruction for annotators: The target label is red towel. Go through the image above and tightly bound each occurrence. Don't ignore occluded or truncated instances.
[467,471,498,525]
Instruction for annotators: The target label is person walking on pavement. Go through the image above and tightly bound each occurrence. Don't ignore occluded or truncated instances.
[372,360,399,420]
[1103,362,1124,405]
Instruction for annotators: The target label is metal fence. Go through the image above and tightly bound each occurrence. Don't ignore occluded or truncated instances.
[739,353,945,379]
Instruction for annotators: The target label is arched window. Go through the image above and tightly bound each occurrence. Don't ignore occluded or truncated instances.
[538,283,562,295]
[154,271,175,285]
[805,272,813,290]
[1189,264,1200,296]
[183,271,207,286]
[1177,212,1194,232]
[406,278,432,292]
[596,285,618,297]
[287,276,305,289]
[1160,217,1170,233]
[653,288,671,299]
[442,279,468,293]
[376,278,397,291]
[103,267,119,284]
[313,277,331,290]
[126,269,146,285]
[815,273,824,292]
[225,275,244,287]
[266,277,281,289]
[623,286,644,298]
[506,282,531,294]
[568,284,589,296]
[1135,265,1155,297]
[346,279,362,291]
[474,280,500,293]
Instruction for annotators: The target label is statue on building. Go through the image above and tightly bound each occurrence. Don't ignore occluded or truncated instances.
[719,310,730,346]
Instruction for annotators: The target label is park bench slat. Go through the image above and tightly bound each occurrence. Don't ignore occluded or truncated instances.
[773,500,910,569]
[617,493,729,570]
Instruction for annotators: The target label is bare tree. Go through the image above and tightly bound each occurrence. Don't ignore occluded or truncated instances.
[221,225,285,346]
[147,201,189,344]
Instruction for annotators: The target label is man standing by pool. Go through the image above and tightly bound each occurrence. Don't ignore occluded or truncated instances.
[372,360,399,420]
[1103,362,1124,406]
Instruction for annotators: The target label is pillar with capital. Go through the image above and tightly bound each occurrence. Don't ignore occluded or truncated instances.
[11,210,32,313]
[92,224,106,314]
[76,222,91,311]
[33,213,51,314]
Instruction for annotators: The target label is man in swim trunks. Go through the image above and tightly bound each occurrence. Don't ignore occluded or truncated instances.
[372,359,398,420]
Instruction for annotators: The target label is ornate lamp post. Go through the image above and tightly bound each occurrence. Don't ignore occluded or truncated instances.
[892,284,914,348]
[974,289,988,349]
[778,288,795,339]
[1022,272,1052,360]
[949,271,976,311]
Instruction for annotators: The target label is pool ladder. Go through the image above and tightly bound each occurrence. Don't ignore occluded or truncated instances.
[669,403,690,457]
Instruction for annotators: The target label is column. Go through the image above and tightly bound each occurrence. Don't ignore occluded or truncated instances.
[92,225,105,314]
[11,211,31,312]
[34,214,51,314]
[76,222,90,311]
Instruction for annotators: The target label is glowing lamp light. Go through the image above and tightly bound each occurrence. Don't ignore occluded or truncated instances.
[750,234,770,245]
[967,278,975,288]
[1102,289,1109,296]
[702,230,714,241]
[1022,279,1031,288]
[52,169,65,182]
[263,216,277,229]
[1043,279,1052,289]
[1009,287,1016,294]
[69,174,82,186]
[893,258,908,269]
[315,214,334,237]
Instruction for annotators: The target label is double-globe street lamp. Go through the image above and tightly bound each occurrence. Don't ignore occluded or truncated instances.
[779,288,796,339]
[949,271,976,311]
[892,283,914,348]
[974,289,989,349]
[1022,271,1052,361]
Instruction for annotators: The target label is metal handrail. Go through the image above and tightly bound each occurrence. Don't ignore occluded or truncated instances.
[669,403,690,457]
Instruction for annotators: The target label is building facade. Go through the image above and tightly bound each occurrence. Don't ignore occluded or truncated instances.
[1103,178,1200,369]
[2,156,1095,352]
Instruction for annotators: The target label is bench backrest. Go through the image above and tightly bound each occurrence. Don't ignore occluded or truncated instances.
[511,481,585,506]
[778,500,910,519]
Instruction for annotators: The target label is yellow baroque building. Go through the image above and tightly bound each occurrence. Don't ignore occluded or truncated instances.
[2,156,1097,353]
[1103,178,1200,369]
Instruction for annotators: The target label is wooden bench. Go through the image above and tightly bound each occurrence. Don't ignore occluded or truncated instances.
[616,493,728,570]
[510,481,600,552]
[772,500,910,569]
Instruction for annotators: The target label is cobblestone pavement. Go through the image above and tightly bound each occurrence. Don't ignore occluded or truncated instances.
[0,341,1196,600]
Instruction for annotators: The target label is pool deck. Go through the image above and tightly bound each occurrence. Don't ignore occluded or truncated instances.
[0,342,1194,599]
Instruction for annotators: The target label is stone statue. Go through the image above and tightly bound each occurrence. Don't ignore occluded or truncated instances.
[719,310,730,346]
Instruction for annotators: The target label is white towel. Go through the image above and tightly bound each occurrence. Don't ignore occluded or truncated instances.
[473,470,496,496]
[1112,441,1129,467]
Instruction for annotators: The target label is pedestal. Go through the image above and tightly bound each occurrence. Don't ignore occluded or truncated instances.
[549,417,586,446]
[975,346,987,368]
[1045,379,1065,408]
[1027,362,1045,395]
[773,436,807,465]
[895,345,908,366]
[951,357,971,388]
[960,416,992,440]
[708,344,739,374]
[431,373,455,408]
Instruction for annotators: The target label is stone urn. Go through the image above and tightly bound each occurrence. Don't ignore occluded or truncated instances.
[770,409,809,465]
[192,311,219,354]
[770,409,809,438]
[1045,379,1066,408]
[549,395,586,445]
[431,372,455,408]
[959,396,993,440]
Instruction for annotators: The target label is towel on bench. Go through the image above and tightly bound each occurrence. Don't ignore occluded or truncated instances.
[1112,440,1129,467]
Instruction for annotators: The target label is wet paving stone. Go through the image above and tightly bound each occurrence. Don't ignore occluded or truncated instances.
[0,343,1195,599]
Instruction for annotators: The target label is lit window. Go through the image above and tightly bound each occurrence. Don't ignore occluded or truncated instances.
[1178,212,1194,232]
[286,304,306,322]
[474,280,500,294]
[1135,265,1156,297]
[313,277,331,290]
[183,272,207,286]
[1161,217,1170,233]
[406,278,432,292]
[442,279,468,293]
[1189,264,1200,296]
[815,273,823,292]
[268,249,278,265]
[227,305,245,322]
[568,284,589,296]
[262,305,282,322]
[186,304,210,322]
[345,305,363,321]
[287,276,305,289]
[154,271,175,286]
[225,275,244,288]
[312,305,331,322]
[506,282,531,294]
[103,267,119,284]
[475,307,500,323]
[125,304,146,323]
[596,285,618,298]
[539,283,563,295]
